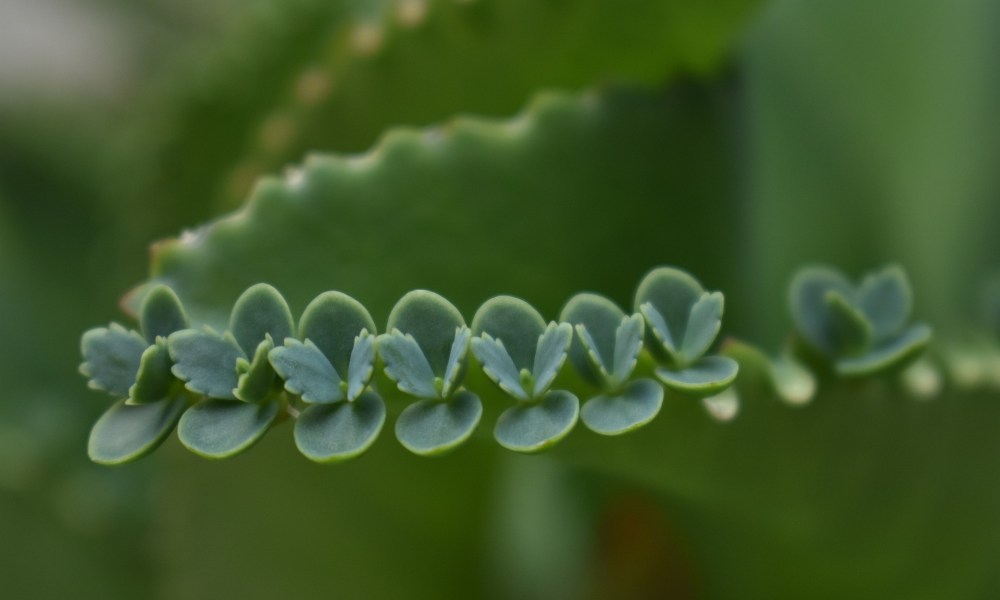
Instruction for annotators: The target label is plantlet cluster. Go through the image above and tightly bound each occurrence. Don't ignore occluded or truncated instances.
[80,264,931,465]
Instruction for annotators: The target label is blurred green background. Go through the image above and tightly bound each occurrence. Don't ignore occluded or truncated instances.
[1,0,999,598]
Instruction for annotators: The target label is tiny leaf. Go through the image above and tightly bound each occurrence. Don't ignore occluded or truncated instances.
[270,338,343,404]
[346,331,375,401]
[234,337,277,403]
[655,355,739,396]
[440,327,471,398]
[229,284,294,356]
[857,265,912,341]
[394,391,483,456]
[168,328,244,399]
[177,399,280,458]
[789,266,856,356]
[580,378,663,435]
[634,267,705,362]
[531,322,573,397]
[640,303,681,365]
[139,285,188,343]
[494,390,579,453]
[387,290,466,376]
[471,296,547,371]
[128,340,174,404]
[88,396,187,465]
[294,392,385,462]
[611,314,645,385]
[836,323,932,377]
[825,290,874,355]
[80,324,147,398]
[377,330,438,399]
[680,292,723,364]
[470,334,529,401]
[560,293,624,385]
[299,291,376,377]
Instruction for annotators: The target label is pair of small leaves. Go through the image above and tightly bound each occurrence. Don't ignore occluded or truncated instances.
[560,293,663,435]
[169,284,294,458]
[377,291,482,456]
[471,296,579,452]
[790,265,932,376]
[635,267,738,395]
[268,291,384,462]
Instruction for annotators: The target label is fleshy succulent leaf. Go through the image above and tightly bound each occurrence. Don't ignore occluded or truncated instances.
[836,323,933,377]
[269,338,343,404]
[770,353,816,406]
[580,378,663,435]
[298,291,376,377]
[229,283,295,356]
[346,330,376,401]
[88,396,187,465]
[655,355,739,396]
[634,267,705,362]
[139,285,189,343]
[789,266,856,356]
[611,314,645,385]
[386,290,466,377]
[128,339,174,404]
[471,296,547,372]
[857,265,912,341]
[470,334,529,401]
[494,390,579,453]
[377,330,438,399]
[80,324,147,398]
[177,399,281,459]
[294,392,385,463]
[440,327,471,398]
[394,390,482,456]
[680,292,724,364]
[825,290,874,355]
[531,322,573,397]
[234,337,278,403]
[168,328,245,399]
[639,303,681,365]
[560,293,624,385]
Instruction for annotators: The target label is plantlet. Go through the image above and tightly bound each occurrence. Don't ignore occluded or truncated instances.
[789,264,931,376]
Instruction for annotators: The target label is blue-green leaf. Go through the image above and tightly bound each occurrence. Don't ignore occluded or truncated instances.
[234,337,277,403]
[857,265,912,341]
[655,355,739,396]
[394,391,483,456]
[825,290,874,355]
[836,324,933,377]
[270,338,343,404]
[80,324,147,398]
[139,285,188,343]
[128,340,174,404]
[789,266,856,356]
[531,322,572,397]
[470,333,529,401]
[88,396,187,465]
[294,392,385,463]
[299,291,376,377]
[634,267,705,362]
[611,314,645,385]
[168,327,244,399]
[377,330,438,399]
[639,303,681,365]
[680,292,723,364]
[471,296,547,371]
[440,327,471,398]
[560,293,623,385]
[494,390,579,453]
[387,290,465,376]
[177,399,281,459]
[580,378,663,436]
[346,331,375,401]
[229,283,294,356]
